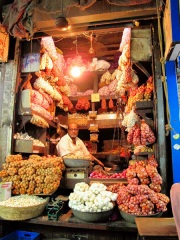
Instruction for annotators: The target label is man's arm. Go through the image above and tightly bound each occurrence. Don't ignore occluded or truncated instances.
[79,139,104,167]
[90,154,104,167]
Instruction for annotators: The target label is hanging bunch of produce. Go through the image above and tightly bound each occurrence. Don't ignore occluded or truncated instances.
[98,70,113,88]
[124,84,145,113]
[20,75,53,128]
[144,76,154,100]
[115,28,139,98]
[57,93,74,112]
[75,97,91,111]
[124,76,154,113]
[26,36,76,127]
[97,70,118,97]
[19,36,77,128]
[122,109,140,131]
[101,98,107,111]
[108,97,114,110]
[114,28,155,117]
[127,120,156,146]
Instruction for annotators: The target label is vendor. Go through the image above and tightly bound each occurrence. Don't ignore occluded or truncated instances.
[56,122,104,167]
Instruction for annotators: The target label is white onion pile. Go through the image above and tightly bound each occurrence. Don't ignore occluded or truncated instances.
[69,182,118,212]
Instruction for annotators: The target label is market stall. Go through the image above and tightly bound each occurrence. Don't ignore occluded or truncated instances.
[0,0,171,239]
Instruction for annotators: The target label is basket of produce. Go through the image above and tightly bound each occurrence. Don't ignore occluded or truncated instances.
[119,209,163,224]
[63,155,91,168]
[0,154,65,195]
[69,182,118,222]
[0,195,49,220]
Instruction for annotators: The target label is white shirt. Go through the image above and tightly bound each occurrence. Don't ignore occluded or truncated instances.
[56,133,90,158]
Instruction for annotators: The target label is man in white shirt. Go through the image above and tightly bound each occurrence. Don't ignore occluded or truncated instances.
[56,122,104,167]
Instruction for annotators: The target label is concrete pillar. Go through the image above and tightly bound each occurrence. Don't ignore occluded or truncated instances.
[0,57,19,165]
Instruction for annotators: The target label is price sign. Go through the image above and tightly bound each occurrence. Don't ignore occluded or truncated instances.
[91,93,100,102]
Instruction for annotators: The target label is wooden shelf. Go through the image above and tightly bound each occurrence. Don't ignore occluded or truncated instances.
[17,114,57,130]
[86,178,128,185]
[135,100,153,109]
[135,101,154,127]
[69,95,117,101]
[14,139,46,154]
[134,152,154,159]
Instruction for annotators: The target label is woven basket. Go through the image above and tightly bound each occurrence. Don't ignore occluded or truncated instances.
[0,197,49,221]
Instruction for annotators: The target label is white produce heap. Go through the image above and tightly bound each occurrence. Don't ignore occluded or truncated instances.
[69,182,118,212]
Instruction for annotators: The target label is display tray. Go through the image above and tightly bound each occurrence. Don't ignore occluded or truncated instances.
[63,158,91,168]
[71,208,114,222]
[119,209,163,224]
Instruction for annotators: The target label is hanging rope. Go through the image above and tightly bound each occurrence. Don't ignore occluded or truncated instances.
[156,0,172,136]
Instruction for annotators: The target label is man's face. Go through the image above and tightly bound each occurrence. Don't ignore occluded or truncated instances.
[68,124,79,139]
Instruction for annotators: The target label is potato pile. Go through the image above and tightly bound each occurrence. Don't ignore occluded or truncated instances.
[0,154,65,195]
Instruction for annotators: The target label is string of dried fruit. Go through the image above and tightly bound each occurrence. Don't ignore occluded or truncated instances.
[75,97,91,111]
[101,98,107,110]
[108,98,114,109]
[140,120,156,145]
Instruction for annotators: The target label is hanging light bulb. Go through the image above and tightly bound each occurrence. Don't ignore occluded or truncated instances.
[55,17,69,30]
[55,0,70,31]
[70,66,82,78]
[89,32,95,54]
[69,37,84,78]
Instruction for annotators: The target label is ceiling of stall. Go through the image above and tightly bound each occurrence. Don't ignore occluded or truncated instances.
[32,0,159,61]
[1,0,164,62]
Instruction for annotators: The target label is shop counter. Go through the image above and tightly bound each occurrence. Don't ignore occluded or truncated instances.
[135,217,178,240]
[0,209,138,240]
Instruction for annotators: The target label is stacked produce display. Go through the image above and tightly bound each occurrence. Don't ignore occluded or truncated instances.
[106,155,170,217]
[68,182,118,222]
[69,182,117,212]
[0,154,65,195]
[69,154,170,222]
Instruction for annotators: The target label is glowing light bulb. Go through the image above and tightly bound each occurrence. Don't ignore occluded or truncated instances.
[70,66,82,78]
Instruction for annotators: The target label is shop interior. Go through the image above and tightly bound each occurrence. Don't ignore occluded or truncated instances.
[0,1,176,239]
